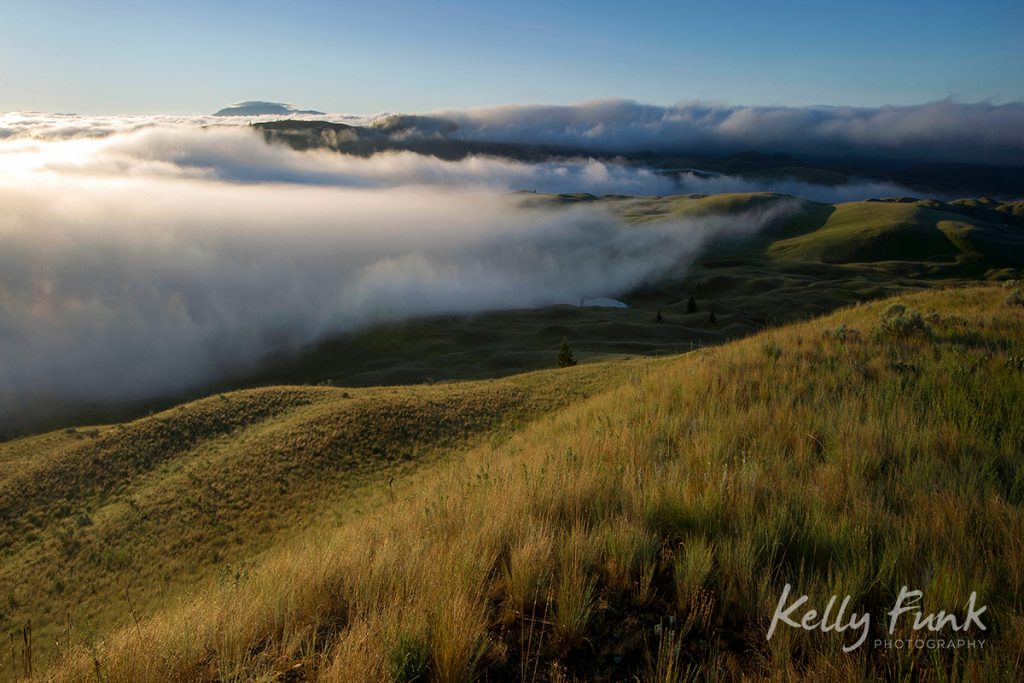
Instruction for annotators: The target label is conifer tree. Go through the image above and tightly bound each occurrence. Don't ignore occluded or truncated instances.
[557,337,577,367]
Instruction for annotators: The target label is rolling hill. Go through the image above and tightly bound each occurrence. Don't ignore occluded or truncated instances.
[765,200,1024,265]
[16,282,1024,681]
[0,360,652,672]
[567,192,1024,265]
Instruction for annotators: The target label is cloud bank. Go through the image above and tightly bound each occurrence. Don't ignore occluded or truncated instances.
[1,120,918,199]
[2,119,919,200]
[0,121,806,423]
[431,99,1024,166]
[6,98,1023,169]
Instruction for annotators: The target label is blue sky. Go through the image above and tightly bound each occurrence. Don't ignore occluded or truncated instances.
[2,0,1022,114]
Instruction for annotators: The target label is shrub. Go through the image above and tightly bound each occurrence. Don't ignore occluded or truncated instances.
[708,311,717,324]
[822,324,860,343]
[925,311,969,328]
[686,297,698,314]
[878,303,933,338]
[1006,289,1024,307]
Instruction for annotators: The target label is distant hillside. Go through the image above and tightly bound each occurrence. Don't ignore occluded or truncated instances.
[214,101,325,117]
[766,199,1024,264]
[608,193,1024,266]
[254,119,1024,198]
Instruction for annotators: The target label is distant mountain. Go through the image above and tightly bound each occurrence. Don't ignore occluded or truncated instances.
[213,101,325,117]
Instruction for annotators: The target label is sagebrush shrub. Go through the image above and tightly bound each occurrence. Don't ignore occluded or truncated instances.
[878,303,933,338]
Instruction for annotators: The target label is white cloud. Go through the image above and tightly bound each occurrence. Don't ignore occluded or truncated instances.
[433,99,1024,166]
[1,112,930,425]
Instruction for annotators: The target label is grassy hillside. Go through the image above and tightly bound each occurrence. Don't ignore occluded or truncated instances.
[0,360,652,671]
[31,283,1024,682]
[560,192,1024,267]
[520,192,1024,272]
[766,201,1024,265]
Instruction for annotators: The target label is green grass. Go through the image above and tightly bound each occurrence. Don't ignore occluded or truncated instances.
[766,200,1024,265]
[27,283,1024,682]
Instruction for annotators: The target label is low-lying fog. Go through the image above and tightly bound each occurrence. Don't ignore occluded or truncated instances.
[0,115,899,418]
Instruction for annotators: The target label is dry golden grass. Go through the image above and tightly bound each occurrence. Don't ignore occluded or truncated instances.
[19,285,1024,681]
[0,360,650,673]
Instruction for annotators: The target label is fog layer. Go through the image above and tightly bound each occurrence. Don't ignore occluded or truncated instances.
[0,123,801,416]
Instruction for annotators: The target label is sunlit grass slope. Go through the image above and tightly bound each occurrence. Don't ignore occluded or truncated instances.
[532,192,1024,268]
[0,360,651,670]
[767,201,1024,265]
[39,283,1024,682]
